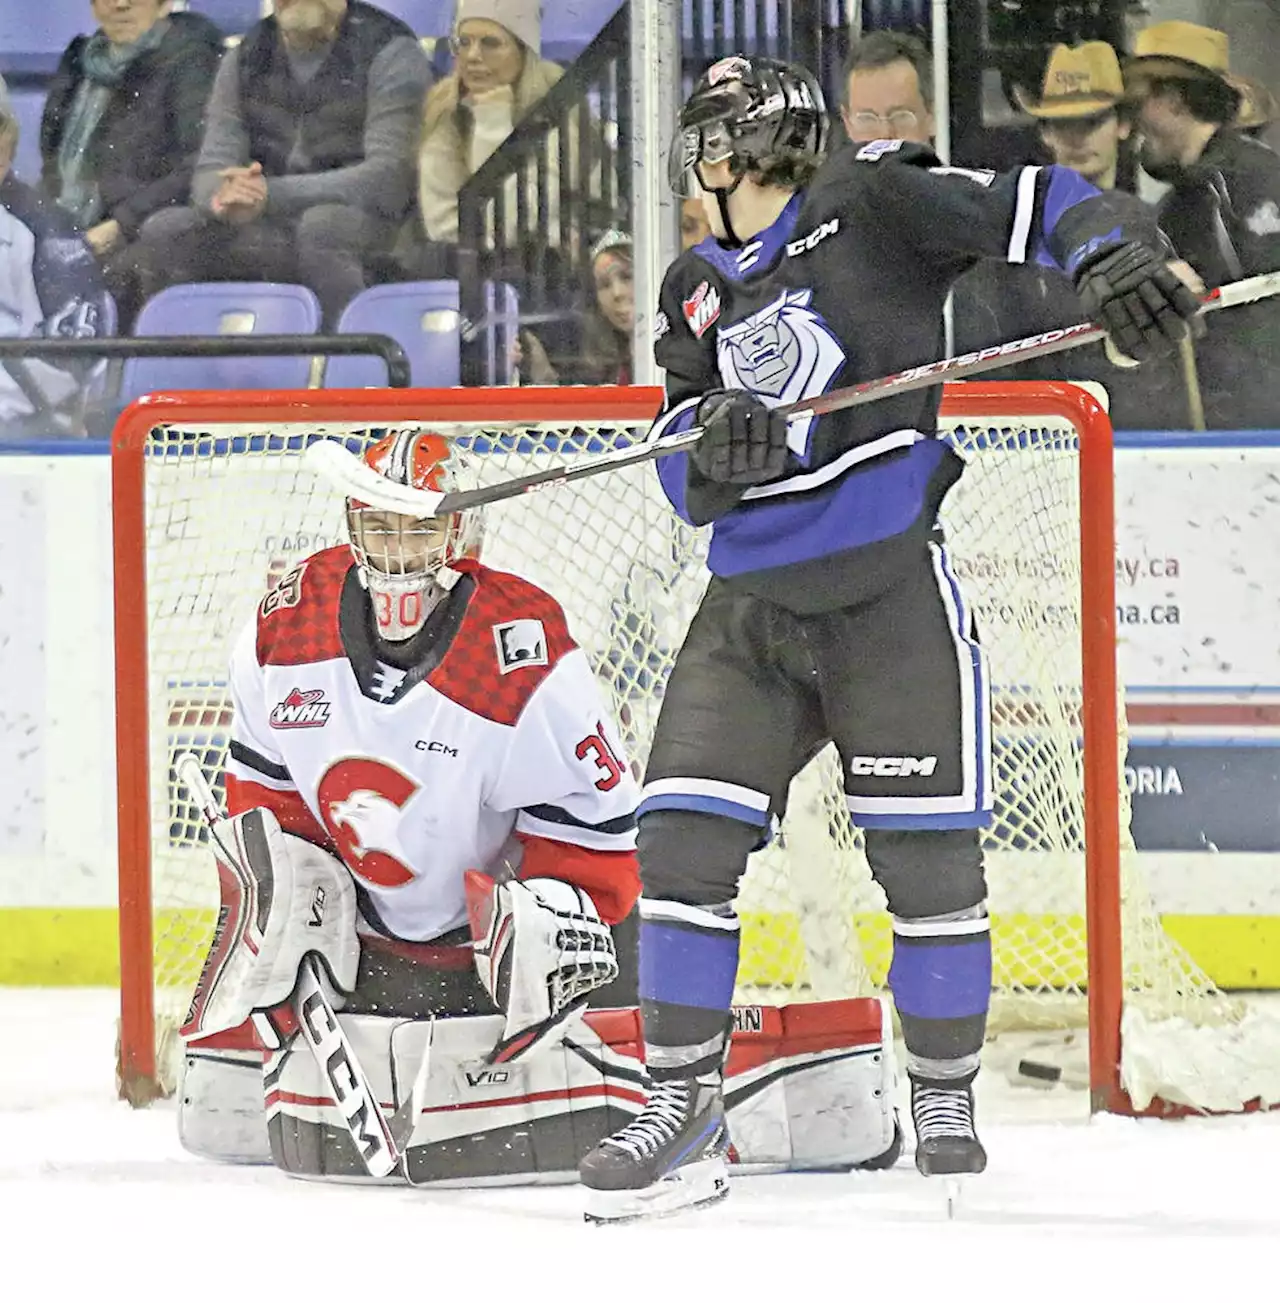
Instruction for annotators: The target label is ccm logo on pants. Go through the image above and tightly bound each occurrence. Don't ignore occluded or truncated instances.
[849,756,938,777]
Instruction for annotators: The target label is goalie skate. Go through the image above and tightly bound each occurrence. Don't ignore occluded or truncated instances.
[579,1073,730,1224]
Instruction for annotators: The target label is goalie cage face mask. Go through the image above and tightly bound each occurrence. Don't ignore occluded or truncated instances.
[346,430,482,642]
[666,54,829,200]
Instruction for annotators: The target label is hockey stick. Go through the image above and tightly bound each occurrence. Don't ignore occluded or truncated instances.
[174,752,402,1179]
[305,268,1280,518]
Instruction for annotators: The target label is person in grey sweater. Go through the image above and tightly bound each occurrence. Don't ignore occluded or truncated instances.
[136,0,430,324]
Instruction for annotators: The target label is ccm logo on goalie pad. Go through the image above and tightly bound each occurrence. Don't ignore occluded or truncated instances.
[493,620,548,674]
[849,755,938,777]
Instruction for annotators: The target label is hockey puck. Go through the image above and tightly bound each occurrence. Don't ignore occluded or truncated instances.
[1017,1058,1062,1083]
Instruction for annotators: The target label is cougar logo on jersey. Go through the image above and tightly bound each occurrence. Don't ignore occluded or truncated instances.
[494,619,548,674]
[269,687,331,729]
[849,755,938,777]
[716,289,845,458]
[682,281,722,339]
[316,758,420,888]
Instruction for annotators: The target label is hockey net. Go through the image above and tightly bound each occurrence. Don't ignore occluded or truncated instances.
[112,384,1278,1114]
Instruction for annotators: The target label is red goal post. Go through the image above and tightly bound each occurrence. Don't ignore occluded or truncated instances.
[112,381,1247,1116]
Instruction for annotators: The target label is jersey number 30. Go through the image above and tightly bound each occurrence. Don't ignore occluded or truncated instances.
[576,722,626,791]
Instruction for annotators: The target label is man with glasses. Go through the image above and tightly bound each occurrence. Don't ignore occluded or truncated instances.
[840,31,935,147]
[136,0,430,324]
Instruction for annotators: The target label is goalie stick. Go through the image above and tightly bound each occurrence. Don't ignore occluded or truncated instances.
[174,752,405,1179]
[305,268,1280,517]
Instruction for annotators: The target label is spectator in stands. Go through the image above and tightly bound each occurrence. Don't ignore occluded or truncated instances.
[1125,21,1280,427]
[38,1,222,329]
[1019,41,1134,191]
[962,41,1194,429]
[136,0,430,324]
[514,228,632,386]
[839,30,934,147]
[680,196,710,251]
[0,106,111,440]
[406,0,566,275]
[1230,74,1278,140]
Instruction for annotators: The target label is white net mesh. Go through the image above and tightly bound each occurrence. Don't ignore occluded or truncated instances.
[119,395,1268,1110]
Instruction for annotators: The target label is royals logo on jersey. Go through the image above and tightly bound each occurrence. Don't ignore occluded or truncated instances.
[716,289,846,459]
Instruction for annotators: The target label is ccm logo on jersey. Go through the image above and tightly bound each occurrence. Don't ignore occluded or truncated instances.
[682,281,722,339]
[494,619,549,674]
[269,687,331,728]
[786,218,839,257]
[855,138,906,161]
[849,755,938,777]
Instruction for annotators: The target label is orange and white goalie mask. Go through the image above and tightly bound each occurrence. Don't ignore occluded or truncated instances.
[347,431,482,642]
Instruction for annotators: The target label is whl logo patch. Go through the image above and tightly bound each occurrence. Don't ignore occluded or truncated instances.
[682,281,722,339]
[270,687,332,729]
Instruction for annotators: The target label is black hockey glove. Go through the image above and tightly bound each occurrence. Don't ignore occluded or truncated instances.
[692,389,789,485]
[1074,242,1202,364]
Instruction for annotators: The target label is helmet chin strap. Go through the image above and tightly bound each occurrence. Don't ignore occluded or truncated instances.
[699,164,747,248]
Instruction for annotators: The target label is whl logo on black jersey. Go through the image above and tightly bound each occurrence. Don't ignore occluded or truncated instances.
[270,687,332,729]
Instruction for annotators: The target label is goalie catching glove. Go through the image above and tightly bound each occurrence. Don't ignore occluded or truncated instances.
[692,389,789,485]
[466,870,618,1063]
[1074,241,1202,364]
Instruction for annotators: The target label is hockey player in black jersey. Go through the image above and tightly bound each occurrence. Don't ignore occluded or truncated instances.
[577,54,1201,1223]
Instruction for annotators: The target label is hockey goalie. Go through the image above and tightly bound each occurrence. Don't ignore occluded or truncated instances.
[180,429,900,1188]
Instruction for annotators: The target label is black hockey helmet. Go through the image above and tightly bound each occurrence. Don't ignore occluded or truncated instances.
[667,54,828,199]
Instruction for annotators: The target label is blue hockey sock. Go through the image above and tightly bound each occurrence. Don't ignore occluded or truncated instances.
[638,898,739,1079]
[888,906,992,1076]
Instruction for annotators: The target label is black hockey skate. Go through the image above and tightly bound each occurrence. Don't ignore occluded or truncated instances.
[910,1074,988,1178]
[579,1072,729,1223]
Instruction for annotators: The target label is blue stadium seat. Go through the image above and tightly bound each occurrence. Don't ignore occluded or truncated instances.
[0,0,89,75]
[373,0,455,38]
[543,0,622,62]
[121,282,322,401]
[8,87,46,186]
[183,0,266,37]
[325,280,462,389]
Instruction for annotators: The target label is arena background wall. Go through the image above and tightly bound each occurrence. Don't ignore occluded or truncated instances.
[1,434,1278,987]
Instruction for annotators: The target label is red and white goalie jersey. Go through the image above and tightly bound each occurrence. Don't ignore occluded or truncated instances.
[224,546,641,941]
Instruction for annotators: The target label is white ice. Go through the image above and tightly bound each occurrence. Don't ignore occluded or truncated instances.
[5,989,1278,1303]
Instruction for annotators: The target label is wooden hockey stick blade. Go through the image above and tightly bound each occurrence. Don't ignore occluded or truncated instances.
[175,753,402,1179]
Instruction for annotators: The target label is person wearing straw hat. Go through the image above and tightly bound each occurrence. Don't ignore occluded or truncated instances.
[951,41,1191,429]
[1125,20,1280,426]
[1019,41,1133,191]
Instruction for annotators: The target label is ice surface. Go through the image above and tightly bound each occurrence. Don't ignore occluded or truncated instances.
[4,989,1279,1302]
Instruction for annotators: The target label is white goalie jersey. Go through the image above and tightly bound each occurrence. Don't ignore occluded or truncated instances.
[224,546,642,940]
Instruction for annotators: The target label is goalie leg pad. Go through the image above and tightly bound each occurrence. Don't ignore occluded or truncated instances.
[723,997,898,1172]
[183,809,360,1042]
[179,1024,271,1164]
[264,1015,406,1185]
[262,997,897,1185]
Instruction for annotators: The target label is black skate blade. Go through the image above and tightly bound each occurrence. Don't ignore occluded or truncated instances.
[583,1156,729,1225]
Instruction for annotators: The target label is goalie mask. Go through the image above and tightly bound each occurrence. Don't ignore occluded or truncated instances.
[347,431,482,642]
[668,55,827,243]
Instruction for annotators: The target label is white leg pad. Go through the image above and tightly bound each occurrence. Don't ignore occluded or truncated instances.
[179,1046,272,1164]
